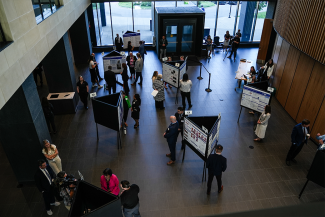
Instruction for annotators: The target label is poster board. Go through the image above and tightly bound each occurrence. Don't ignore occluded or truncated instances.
[241,85,271,113]
[162,63,179,88]
[179,61,187,83]
[184,118,208,157]
[208,113,221,155]
[117,94,124,130]
[123,31,141,48]
[102,51,127,74]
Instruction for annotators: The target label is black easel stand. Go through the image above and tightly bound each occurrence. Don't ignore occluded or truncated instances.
[237,106,243,123]
[96,123,99,140]
[175,88,179,104]
[117,129,122,149]
[299,179,309,199]
[202,162,207,182]
[205,73,212,92]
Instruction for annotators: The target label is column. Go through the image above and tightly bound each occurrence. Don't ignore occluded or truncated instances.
[0,74,50,184]
[237,1,256,42]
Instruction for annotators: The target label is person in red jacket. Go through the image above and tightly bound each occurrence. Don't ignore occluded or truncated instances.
[100,168,120,195]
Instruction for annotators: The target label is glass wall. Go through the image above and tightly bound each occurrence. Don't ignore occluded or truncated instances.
[134,1,154,43]
[177,1,197,7]
[216,1,238,41]
[253,1,268,41]
[202,1,217,39]
[155,1,176,7]
[31,0,61,24]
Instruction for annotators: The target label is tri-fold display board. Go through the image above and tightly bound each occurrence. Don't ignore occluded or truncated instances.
[162,57,187,88]
[241,85,271,113]
[102,51,127,74]
[123,31,141,48]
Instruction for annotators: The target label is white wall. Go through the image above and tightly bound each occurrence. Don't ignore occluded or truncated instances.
[0,0,91,110]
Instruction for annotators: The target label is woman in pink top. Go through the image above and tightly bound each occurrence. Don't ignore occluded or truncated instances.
[100,168,120,195]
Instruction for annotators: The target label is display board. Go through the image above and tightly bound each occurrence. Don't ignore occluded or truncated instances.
[307,151,325,188]
[179,61,187,82]
[237,59,252,75]
[102,51,127,74]
[241,85,271,113]
[208,113,221,154]
[117,94,124,129]
[123,31,141,48]
[163,63,179,88]
[184,118,208,156]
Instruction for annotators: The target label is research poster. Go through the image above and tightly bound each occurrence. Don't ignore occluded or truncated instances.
[123,31,141,48]
[103,56,127,74]
[184,118,208,156]
[162,63,179,88]
[179,62,187,85]
[208,113,221,154]
[237,60,252,75]
[241,85,271,113]
[117,95,124,129]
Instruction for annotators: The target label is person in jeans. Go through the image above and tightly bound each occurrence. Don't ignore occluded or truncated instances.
[120,180,141,217]
[126,52,137,79]
[227,34,240,61]
[42,139,62,175]
[179,73,193,110]
[42,97,56,134]
[132,53,143,86]
[159,35,168,60]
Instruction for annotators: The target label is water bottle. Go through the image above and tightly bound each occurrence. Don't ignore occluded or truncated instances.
[104,84,106,89]
[123,127,126,135]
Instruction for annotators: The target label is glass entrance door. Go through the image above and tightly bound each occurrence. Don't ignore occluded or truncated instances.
[181,25,193,52]
[166,25,178,53]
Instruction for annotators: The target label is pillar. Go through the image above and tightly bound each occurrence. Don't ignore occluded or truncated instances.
[70,11,93,64]
[0,74,50,184]
[237,1,256,42]
[99,3,106,27]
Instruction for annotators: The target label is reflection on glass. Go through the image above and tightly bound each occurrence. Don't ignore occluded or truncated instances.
[155,1,176,7]
[181,25,193,52]
[133,1,153,43]
[216,1,238,41]
[202,1,217,39]
[177,1,197,7]
[253,1,268,41]
[32,0,42,23]
[166,25,177,53]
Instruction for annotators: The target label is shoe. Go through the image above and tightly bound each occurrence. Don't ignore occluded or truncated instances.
[291,159,297,163]
[167,160,175,165]
[188,105,192,109]
[92,84,97,87]
[166,153,171,157]
[218,186,224,193]
[47,210,53,215]
[286,160,291,166]
[138,83,142,85]
[227,56,231,59]
[254,138,261,141]
[98,85,103,89]
[50,202,60,206]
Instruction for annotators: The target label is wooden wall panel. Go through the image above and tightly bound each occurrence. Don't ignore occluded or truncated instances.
[272,35,283,64]
[277,46,301,107]
[310,98,325,139]
[273,40,290,91]
[296,62,325,126]
[285,53,314,120]
[257,19,273,62]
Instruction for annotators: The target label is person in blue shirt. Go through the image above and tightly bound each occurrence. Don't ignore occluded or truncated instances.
[138,41,146,62]
[164,116,179,165]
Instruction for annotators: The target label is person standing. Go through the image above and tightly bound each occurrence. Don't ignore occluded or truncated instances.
[120,180,141,217]
[91,53,103,81]
[152,74,165,110]
[180,73,193,110]
[132,53,143,86]
[33,63,43,87]
[175,107,186,150]
[76,76,89,110]
[260,59,274,81]
[223,31,231,52]
[42,139,62,175]
[126,52,137,79]
[138,41,146,62]
[236,29,242,38]
[164,116,179,165]
[206,145,227,195]
[159,35,168,60]
[227,34,240,61]
[120,63,129,95]
[100,168,120,196]
[152,71,158,87]
[104,66,117,94]
[88,55,103,88]
[127,41,134,54]
[254,105,271,141]
[131,94,141,128]
[115,34,123,52]
[35,159,61,216]
[206,35,213,58]
[122,91,130,127]
[42,97,57,134]
[286,119,310,166]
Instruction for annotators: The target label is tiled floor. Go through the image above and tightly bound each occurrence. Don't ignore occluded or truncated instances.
[0,49,324,217]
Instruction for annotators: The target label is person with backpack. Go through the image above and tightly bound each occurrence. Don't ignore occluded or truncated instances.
[42,97,57,134]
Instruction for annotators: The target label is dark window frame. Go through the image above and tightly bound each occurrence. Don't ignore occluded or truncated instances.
[32,0,62,24]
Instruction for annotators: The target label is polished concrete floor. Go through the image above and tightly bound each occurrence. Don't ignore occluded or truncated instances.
[0,49,324,217]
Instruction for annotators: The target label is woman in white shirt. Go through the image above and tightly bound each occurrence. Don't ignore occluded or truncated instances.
[260,59,274,81]
[180,73,193,110]
[254,105,271,141]
[42,139,62,175]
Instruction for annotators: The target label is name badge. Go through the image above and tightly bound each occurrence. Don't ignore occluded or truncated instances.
[181,120,184,122]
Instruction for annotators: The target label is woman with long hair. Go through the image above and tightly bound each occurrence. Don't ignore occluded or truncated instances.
[120,63,129,95]
[152,71,158,88]
[42,139,62,175]
[88,55,103,88]
[131,94,141,128]
[254,105,271,141]
[180,73,193,110]
[260,59,274,81]
[42,97,57,134]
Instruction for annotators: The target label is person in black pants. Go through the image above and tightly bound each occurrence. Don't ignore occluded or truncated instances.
[206,145,227,195]
[91,53,103,81]
[115,34,123,52]
[33,63,43,87]
[164,116,179,165]
[127,41,134,54]
[286,119,310,166]
[120,63,129,95]
[175,107,186,150]
[227,34,240,61]
[120,180,141,217]
[104,66,117,94]
[35,159,61,215]
[42,97,57,134]
[76,76,89,110]
[179,73,193,110]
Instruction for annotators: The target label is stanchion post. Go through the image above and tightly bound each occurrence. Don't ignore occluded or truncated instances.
[205,73,212,92]
[96,123,99,140]
[197,64,203,80]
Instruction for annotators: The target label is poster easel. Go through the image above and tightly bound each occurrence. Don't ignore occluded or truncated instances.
[123,31,141,48]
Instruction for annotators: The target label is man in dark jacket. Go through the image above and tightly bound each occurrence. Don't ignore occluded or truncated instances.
[120,180,141,217]
[164,116,179,165]
[159,36,168,60]
[206,145,227,195]
[227,34,240,61]
[35,159,60,215]
[115,34,123,52]
[286,119,310,166]
[175,107,186,150]
[104,66,117,94]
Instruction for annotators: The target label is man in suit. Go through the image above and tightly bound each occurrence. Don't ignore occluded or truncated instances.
[115,34,123,52]
[35,159,60,215]
[164,116,179,165]
[286,119,310,166]
[206,145,227,195]
[132,53,143,86]
[91,53,103,81]
[104,66,117,94]
[175,107,186,150]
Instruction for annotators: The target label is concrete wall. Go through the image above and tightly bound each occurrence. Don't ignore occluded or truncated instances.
[0,0,91,110]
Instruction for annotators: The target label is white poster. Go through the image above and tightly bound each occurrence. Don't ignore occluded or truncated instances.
[162,63,179,88]
[207,113,221,155]
[241,85,271,113]
[183,118,208,156]
[179,61,187,86]
[123,32,141,48]
[117,94,124,130]
[103,56,127,74]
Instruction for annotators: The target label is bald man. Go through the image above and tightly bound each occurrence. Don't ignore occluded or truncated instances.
[164,116,179,165]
